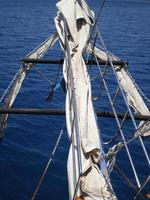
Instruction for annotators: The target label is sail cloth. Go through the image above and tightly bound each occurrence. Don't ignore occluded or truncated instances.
[87,45,150,137]
[55,1,117,200]
[0,33,58,137]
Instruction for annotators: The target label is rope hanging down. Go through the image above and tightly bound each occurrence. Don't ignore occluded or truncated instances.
[31,126,64,200]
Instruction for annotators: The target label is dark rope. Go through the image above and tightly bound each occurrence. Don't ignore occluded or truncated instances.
[31,125,65,200]
[32,65,53,85]
[104,111,129,145]
[88,0,107,44]
[46,54,63,102]
[133,176,150,200]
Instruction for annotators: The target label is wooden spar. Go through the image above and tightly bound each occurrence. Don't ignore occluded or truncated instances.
[0,108,149,120]
[21,58,128,66]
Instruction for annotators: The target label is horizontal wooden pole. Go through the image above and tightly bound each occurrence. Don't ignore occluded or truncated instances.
[0,108,149,120]
[21,58,128,66]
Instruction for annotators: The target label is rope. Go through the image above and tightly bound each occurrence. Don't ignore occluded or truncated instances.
[104,149,145,199]
[87,32,98,72]
[95,51,141,187]
[32,65,53,86]
[93,59,109,100]
[106,143,122,174]
[46,55,62,102]
[31,126,64,200]
[104,123,149,160]
[114,164,137,190]
[96,27,150,168]
[87,0,107,43]
[104,111,129,145]
[133,176,150,200]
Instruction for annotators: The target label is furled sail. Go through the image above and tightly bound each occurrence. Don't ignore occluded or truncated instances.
[0,33,58,137]
[88,45,150,137]
[55,0,117,199]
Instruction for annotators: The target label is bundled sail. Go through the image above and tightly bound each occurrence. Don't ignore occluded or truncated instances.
[55,0,116,199]
[87,45,150,137]
[0,33,57,137]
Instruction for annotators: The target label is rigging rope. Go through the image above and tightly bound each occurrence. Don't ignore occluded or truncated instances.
[31,126,64,200]
[114,164,147,200]
[32,65,53,86]
[93,59,109,100]
[114,164,137,190]
[95,25,150,167]
[133,176,150,200]
[104,111,129,145]
[46,55,63,102]
[87,0,107,43]
[106,142,122,174]
[104,121,150,162]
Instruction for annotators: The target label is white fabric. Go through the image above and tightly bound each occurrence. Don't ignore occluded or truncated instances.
[88,45,150,137]
[81,165,116,200]
[55,1,117,199]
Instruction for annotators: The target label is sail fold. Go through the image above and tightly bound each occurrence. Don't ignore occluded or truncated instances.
[55,1,117,199]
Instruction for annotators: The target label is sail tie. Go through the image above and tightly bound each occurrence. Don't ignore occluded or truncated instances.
[105,143,122,174]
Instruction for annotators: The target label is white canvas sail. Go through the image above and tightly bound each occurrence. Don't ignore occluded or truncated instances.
[55,0,117,199]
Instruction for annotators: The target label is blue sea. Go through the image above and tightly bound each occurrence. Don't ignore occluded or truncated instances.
[0,0,150,199]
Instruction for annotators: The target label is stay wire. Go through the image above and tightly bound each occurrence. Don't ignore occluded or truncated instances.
[30,125,65,200]
[89,32,98,69]
[88,0,107,44]
[133,176,150,200]
[105,119,150,159]
[114,164,145,200]
[104,111,129,145]
[76,0,107,45]
[95,25,150,168]
[93,60,109,100]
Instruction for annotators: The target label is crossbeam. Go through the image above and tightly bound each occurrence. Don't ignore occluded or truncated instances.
[0,108,149,120]
[21,58,128,66]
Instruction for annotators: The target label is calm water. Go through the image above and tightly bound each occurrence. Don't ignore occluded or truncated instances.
[0,0,150,199]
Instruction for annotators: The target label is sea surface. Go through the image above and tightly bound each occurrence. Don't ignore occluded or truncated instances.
[0,0,150,199]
